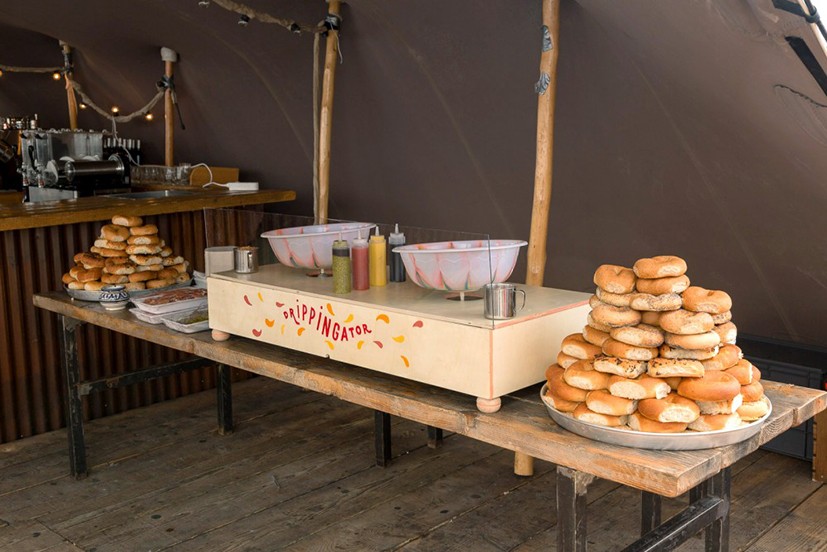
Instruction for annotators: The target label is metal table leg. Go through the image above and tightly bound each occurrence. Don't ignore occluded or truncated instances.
[375,410,391,467]
[216,364,233,435]
[59,315,87,479]
[641,491,662,535]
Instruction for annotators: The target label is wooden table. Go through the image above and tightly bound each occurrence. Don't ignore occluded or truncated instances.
[33,291,827,552]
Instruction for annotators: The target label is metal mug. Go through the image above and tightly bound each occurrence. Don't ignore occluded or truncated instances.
[234,246,259,274]
[483,283,526,320]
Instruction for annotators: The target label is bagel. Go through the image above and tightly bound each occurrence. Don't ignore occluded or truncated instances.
[582,325,611,347]
[659,344,719,360]
[126,244,163,256]
[664,376,682,391]
[648,358,704,378]
[635,274,690,295]
[682,286,732,314]
[695,394,744,415]
[62,272,76,285]
[73,252,85,264]
[724,359,754,385]
[701,344,742,371]
[83,280,106,291]
[740,380,764,403]
[591,304,641,328]
[586,389,638,416]
[593,355,648,378]
[67,280,85,290]
[677,371,740,401]
[593,264,636,294]
[129,254,163,266]
[546,364,589,403]
[638,393,700,423]
[659,309,714,335]
[608,374,671,400]
[146,278,175,289]
[688,413,742,432]
[90,246,103,254]
[640,311,662,327]
[602,338,658,361]
[159,245,173,258]
[711,310,732,325]
[544,390,580,413]
[69,265,84,280]
[130,224,159,236]
[629,293,683,312]
[572,403,627,427]
[127,234,160,246]
[101,273,129,285]
[135,263,164,272]
[112,214,143,227]
[79,252,106,269]
[751,365,762,382]
[123,281,147,292]
[627,411,688,433]
[162,255,185,267]
[714,321,737,345]
[157,268,179,280]
[556,351,578,369]
[76,267,102,283]
[101,224,130,242]
[99,247,129,258]
[561,333,603,360]
[589,295,603,309]
[94,239,127,250]
[586,313,612,333]
[170,262,189,274]
[128,271,156,283]
[563,360,610,391]
[104,258,136,275]
[664,331,721,351]
[632,256,687,279]
[610,324,664,348]
[737,396,770,421]
[594,287,633,308]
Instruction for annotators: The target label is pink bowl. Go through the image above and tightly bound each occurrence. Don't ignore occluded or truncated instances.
[261,222,375,270]
[392,239,527,291]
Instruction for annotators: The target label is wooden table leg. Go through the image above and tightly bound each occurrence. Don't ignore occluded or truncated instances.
[216,364,233,435]
[426,425,443,449]
[704,468,731,552]
[59,315,87,479]
[374,411,391,467]
[556,466,595,552]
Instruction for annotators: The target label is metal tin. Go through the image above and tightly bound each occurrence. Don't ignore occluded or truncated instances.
[540,384,772,451]
[234,246,259,274]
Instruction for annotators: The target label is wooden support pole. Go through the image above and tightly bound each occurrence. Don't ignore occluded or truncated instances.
[60,42,78,130]
[515,0,561,478]
[317,0,341,225]
[161,47,178,167]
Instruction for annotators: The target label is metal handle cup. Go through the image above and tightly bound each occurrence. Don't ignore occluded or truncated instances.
[483,283,526,320]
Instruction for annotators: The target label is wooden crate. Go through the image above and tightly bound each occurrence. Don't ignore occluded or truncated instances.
[208,264,590,411]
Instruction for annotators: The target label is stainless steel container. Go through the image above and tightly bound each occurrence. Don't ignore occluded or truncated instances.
[234,246,259,274]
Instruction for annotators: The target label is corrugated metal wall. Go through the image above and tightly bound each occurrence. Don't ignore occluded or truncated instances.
[0,210,255,444]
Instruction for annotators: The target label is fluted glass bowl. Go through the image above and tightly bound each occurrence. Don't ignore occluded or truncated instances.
[392,239,527,291]
[261,222,376,270]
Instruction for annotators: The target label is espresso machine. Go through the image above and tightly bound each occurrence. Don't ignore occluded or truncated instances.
[19,128,136,202]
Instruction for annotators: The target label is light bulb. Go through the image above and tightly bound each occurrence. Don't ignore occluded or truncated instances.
[238,14,250,26]
[79,103,87,110]
[110,106,120,114]
[52,71,62,80]
[145,113,154,121]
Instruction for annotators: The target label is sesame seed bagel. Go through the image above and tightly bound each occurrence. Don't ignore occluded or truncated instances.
[610,323,664,348]
[594,287,633,308]
[629,292,683,312]
[659,309,715,335]
[593,355,648,378]
[635,274,691,295]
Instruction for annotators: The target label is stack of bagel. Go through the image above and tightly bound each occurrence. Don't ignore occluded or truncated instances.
[546,255,770,434]
[62,215,191,292]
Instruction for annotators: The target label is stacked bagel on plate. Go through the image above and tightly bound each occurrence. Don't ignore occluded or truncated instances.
[62,215,191,292]
[547,255,769,433]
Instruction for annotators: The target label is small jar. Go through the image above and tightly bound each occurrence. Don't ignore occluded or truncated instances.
[99,284,130,311]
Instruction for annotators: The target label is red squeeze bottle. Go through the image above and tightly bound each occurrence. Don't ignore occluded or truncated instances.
[351,231,369,290]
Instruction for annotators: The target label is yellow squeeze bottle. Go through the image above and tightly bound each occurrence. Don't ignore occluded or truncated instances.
[368,226,387,287]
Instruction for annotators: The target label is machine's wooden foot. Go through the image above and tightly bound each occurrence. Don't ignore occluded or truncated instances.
[476,397,501,413]
[211,329,231,341]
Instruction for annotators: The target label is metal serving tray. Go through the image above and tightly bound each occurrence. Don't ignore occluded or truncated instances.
[65,279,192,302]
[540,384,771,451]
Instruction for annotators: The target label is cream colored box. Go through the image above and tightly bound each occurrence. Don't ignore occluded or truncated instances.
[208,264,590,411]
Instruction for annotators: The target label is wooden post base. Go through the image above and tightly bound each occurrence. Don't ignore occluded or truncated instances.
[476,397,501,413]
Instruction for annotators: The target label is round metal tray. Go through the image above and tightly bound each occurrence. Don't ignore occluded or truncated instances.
[540,384,771,450]
[64,278,193,302]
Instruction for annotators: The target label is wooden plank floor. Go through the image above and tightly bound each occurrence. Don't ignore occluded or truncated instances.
[1,377,824,552]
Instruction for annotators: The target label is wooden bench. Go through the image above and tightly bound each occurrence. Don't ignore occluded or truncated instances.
[33,291,827,551]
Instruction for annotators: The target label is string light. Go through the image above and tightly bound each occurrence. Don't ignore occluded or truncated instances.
[198,0,210,6]
[145,113,154,121]
[238,14,250,26]
[79,102,87,110]
[52,71,62,80]
[110,106,120,114]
